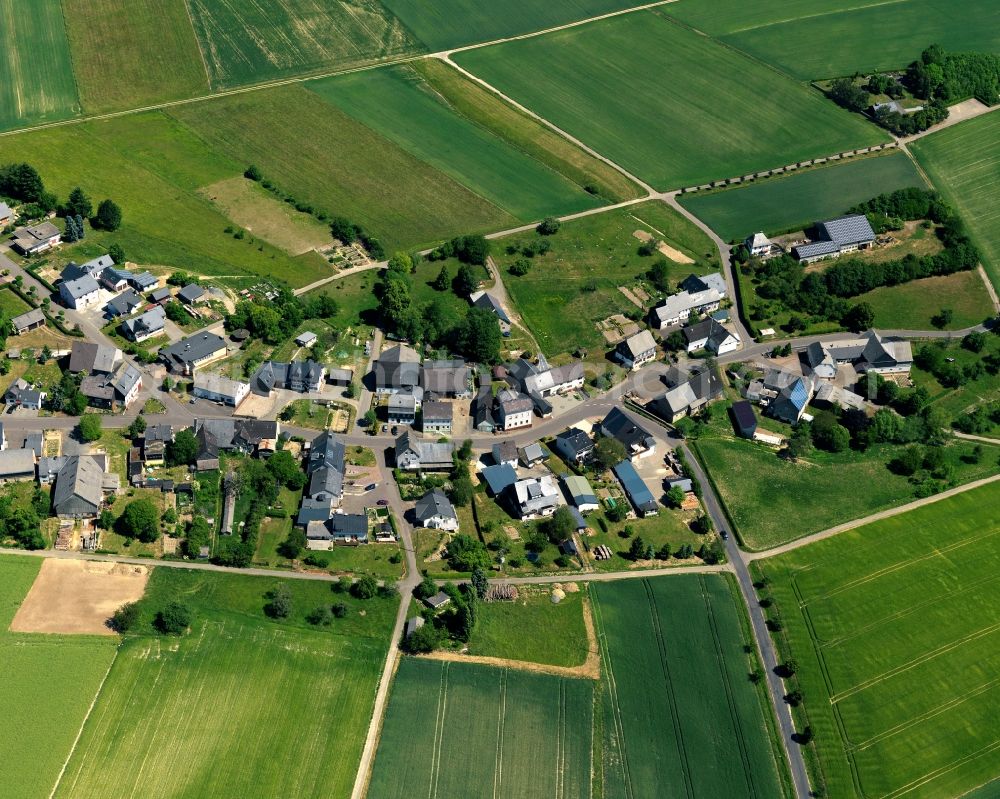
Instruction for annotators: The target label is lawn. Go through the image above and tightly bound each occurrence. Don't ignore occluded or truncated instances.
[756,480,1000,799]
[367,658,593,799]
[0,286,33,317]
[679,151,926,242]
[454,10,887,190]
[0,0,79,130]
[911,112,1000,292]
[414,58,644,203]
[911,335,1000,429]
[380,0,641,51]
[62,0,208,114]
[0,556,119,799]
[694,427,1000,550]
[252,486,302,567]
[467,586,589,667]
[855,269,995,331]
[714,0,1000,80]
[593,574,790,799]
[55,566,397,799]
[168,84,516,253]
[496,200,717,356]
[308,66,603,221]
[0,111,332,288]
[185,0,418,89]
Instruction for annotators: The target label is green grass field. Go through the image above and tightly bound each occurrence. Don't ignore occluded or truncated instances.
[855,270,996,331]
[715,0,1000,80]
[381,0,641,51]
[414,59,643,203]
[454,10,886,190]
[910,335,1000,432]
[593,574,789,798]
[496,200,716,356]
[667,0,862,35]
[695,428,1000,550]
[0,286,33,318]
[62,0,208,113]
[757,480,1000,799]
[56,567,397,799]
[911,112,1000,292]
[368,658,593,798]
[309,66,603,221]
[0,0,79,130]
[679,151,926,241]
[0,556,119,799]
[168,84,515,253]
[185,0,418,89]
[468,587,589,667]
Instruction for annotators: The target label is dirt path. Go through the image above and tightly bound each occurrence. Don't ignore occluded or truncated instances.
[416,594,601,680]
[746,472,1000,561]
[977,265,1000,314]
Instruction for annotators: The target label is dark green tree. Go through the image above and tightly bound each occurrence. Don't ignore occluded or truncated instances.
[457,307,501,364]
[116,498,160,543]
[432,265,450,291]
[78,413,103,442]
[66,187,92,218]
[167,429,199,466]
[156,602,192,635]
[351,575,378,599]
[471,567,489,600]
[93,199,122,231]
[264,585,293,618]
[109,601,140,633]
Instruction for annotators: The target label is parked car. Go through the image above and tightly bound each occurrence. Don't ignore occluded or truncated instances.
[390,426,398,435]
[377,499,389,506]
[381,424,387,433]
[364,483,377,491]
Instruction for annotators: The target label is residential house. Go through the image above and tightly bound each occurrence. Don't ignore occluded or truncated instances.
[469,290,511,335]
[481,463,518,496]
[120,306,166,343]
[421,400,453,435]
[104,289,144,318]
[23,431,43,458]
[415,489,459,531]
[193,372,250,407]
[69,341,122,375]
[745,232,778,258]
[803,341,837,379]
[683,317,740,355]
[11,222,60,255]
[0,448,35,483]
[306,513,368,549]
[394,432,454,471]
[53,456,117,518]
[374,344,421,395]
[251,359,326,395]
[562,474,599,513]
[472,388,496,433]
[148,287,172,304]
[793,215,876,263]
[649,273,728,329]
[505,475,560,519]
[178,284,206,306]
[10,309,45,335]
[5,378,45,410]
[763,370,813,424]
[388,392,418,426]
[647,366,723,422]
[59,275,101,311]
[492,440,518,468]
[160,332,228,374]
[519,442,546,467]
[193,419,279,469]
[495,389,533,431]
[143,424,172,466]
[99,265,132,292]
[823,330,912,375]
[814,383,869,412]
[422,359,471,398]
[554,428,594,465]
[304,431,346,508]
[601,407,656,460]
[128,271,158,292]
[613,460,658,517]
[81,363,142,410]
[507,357,584,400]
[730,400,758,438]
[0,202,13,227]
[615,329,657,370]
[327,368,353,387]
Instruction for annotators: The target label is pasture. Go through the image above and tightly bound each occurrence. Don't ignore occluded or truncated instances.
[679,151,926,241]
[593,574,789,799]
[309,66,603,221]
[367,659,593,799]
[0,556,119,799]
[55,567,397,799]
[62,0,208,113]
[0,0,79,130]
[414,59,643,203]
[495,200,716,356]
[855,269,996,331]
[757,480,1000,799]
[0,111,332,288]
[694,431,1000,550]
[454,10,886,190]
[185,0,418,89]
[717,0,1000,80]
[380,0,641,52]
[911,112,1000,292]
[169,85,515,252]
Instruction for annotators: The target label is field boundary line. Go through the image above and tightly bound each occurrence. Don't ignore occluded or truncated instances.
[718,0,909,36]
[882,738,1000,799]
[493,669,506,799]
[179,0,213,91]
[428,661,449,799]
[48,644,120,799]
[591,587,634,799]
[644,579,695,799]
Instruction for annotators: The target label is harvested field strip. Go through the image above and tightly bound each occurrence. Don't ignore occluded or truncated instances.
[308,65,602,221]
[367,659,593,799]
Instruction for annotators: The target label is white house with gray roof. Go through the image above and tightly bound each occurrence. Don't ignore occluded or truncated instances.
[414,489,459,531]
[120,305,166,343]
[649,272,728,329]
[59,274,101,310]
[615,329,657,370]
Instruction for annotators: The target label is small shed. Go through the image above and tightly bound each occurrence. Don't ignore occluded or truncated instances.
[729,400,758,439]
[404,616,425,638]
[425,592,451,611]
[296,331,317,347]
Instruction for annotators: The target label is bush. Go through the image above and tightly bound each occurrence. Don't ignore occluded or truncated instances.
[155,602,192,635]
[351,575,378,600]
[78,413,103,442]
[306,605,332,626]
[332,602,348,618]
[109,602,140,633]
[264,585,292,618]
[536,217,560,235]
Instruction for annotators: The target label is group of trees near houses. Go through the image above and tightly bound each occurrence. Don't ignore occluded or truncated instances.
[738,188,978,331]
[0,163,122,233]
[406,575,483,654]
[828,45,1000,136]
[224,287,338,346]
